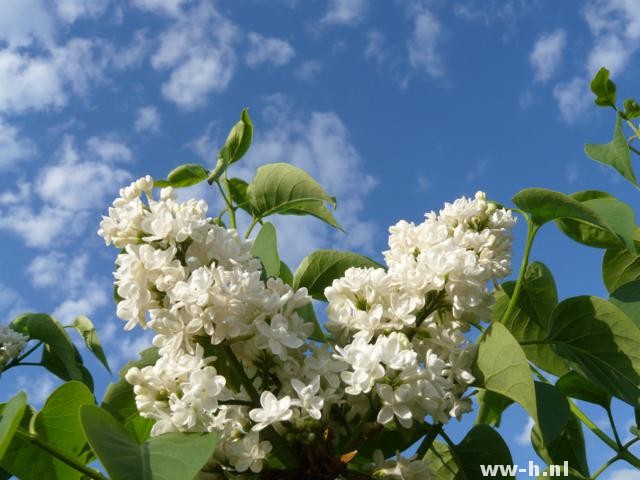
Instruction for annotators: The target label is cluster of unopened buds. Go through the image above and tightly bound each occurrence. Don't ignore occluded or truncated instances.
[99,176,516,478]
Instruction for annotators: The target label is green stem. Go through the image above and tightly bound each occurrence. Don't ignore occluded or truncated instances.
[15,341,43,363]
[245,217,260,239]
[416,423,442,457]
[591,454,619,480]
[220,345,260,405]
[223,178,237,230]
[606,406,623,448]
[216,180,236,230]
[570,403,620,453]
[1,342,43,372]
[530,366,624,455]
[15,429,107,480]
[500,220,539,324]
[625,118,640,139]
[219,346,296,467]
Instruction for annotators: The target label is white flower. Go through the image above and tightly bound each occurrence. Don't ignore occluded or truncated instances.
[255,314,305,359]
[249,392,293,431]
[376,384,414,428]
[291,376,324,420]
[226,432,272,473]
[0,326,28,368]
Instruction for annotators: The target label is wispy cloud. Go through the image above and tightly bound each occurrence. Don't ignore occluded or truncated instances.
[245,32,295,68]
[320,0,369,27]
[407,7,445,78]
[530,29,567,82]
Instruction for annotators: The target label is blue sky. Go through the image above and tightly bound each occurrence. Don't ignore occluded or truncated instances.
[0,0,639,478]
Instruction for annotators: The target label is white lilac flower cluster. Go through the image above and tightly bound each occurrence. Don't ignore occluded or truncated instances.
[0,325,28,369]
[326,191,516,426]
[99,178,515,478]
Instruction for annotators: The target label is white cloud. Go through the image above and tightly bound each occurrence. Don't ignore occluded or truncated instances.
[245,32,295,68]
[530,29,567,82]
[294,60,323,82]
[417,176,430,192]
[55,0,109,24]
[553,77,591,124]
[607,468,640,480]
[364,31,387,65]
[86,135,133,163]
[0,282,26,324]
[565,161,581,185]
[135,106,161,134]
[587,34,629,76]
[38,136,131,210]
[0,0,56,49]
[466,159,488,183]
[0,38,108,114]
[407,9,444,78]
[0,49,66,113]
[552,0,640,123]
[53,289,109,324]
[220,96,378,264]
[16,374,56,405]
[0,118,36,170]
[320,0,369,26]
[132,0,188,16]
[151,2,238,110]
[0,135,132,247]
[515,418,534,446]
[0,182,30,205]
[26,251,109,324]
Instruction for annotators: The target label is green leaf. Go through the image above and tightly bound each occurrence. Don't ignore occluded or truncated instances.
[475,390,513,427]
[293,250,384,301]
[358,423,430,460]
[227,177,251,214]
[602,246,640,293]
[531,384,588,477]
[250,222,280,278]
[34,382,94,457]
[455,425,514,479]
[493,262,568,376]
[222,108,253,164]
[80,405,219,480]
[590,67,616,107]
[102,348,159,443]
[279,261,293,286]
[585,114,637,187]
[472,323,537,423]
[513,188,634,250]
[555,371,611,409]
[532,382,570,446]
[548,296,640,407]
[40,344,94,392]
[513,188,606,227]
[247,162,340,229]
[11,313,83,382]
[0,391,27,460]
[424,440,462,480]
[624,98,640,119]
[1,392,89,480]
[609,280,640,330]
[555,191,636,251]
[71,315,111,373]
[162,163,209,188]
